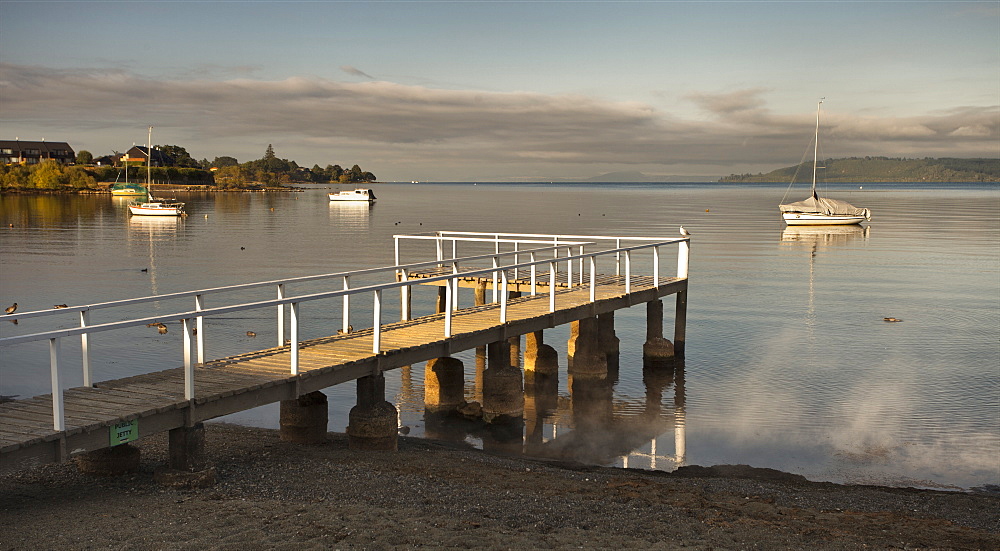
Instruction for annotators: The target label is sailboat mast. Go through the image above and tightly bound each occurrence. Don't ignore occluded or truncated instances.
[147,126,153,187]
[811,100,822,199]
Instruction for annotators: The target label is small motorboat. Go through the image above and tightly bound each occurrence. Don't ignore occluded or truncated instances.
[329,188,376,202]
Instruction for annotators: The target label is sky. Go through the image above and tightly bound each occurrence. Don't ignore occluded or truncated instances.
[2,1,998,182]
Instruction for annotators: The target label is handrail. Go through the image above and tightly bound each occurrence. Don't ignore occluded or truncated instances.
[1,232,689,432]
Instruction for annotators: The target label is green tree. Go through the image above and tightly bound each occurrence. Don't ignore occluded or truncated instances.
[29,160,65,189]
[76,150,94,165]
[212,156,239,168]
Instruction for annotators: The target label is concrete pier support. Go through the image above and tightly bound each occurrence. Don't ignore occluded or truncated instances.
[76,443,140,475]
[524,330,559,386]
[424,357,465,413]
[674,290,688,357]
[567,317,607,380]
[279,391,329,444]
[347,373,399,451]
[435,286,448,314]
[643,299,675,361]
[598,312,620,373]
[482,340,524,422]
[152,422,217,487]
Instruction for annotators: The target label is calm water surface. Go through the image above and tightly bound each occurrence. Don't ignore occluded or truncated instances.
[1,183,997,490]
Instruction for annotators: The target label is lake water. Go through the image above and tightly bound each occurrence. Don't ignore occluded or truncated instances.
[1,182,998,491]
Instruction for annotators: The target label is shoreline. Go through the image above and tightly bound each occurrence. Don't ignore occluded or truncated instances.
[1,422,997,549]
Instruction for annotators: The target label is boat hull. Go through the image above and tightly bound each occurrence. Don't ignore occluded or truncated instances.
[329,196,374,202]
[128,201,185,216]
[782,212,867,225]
[329,188,376,202]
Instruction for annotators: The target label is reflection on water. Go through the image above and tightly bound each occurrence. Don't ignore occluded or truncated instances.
[329,201,373,232]
[780,224,870,247]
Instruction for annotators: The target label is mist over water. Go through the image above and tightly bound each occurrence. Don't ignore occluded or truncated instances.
[1,183,997,490]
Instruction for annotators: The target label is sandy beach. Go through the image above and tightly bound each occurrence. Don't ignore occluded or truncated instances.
[1,422,997,550]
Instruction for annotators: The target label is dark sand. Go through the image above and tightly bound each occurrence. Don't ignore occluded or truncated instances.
[1,423,997,550]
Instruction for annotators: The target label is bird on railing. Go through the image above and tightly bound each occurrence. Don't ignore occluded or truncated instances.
[679,226,691,237]
[53,304,68,309]
[4,303,16,315]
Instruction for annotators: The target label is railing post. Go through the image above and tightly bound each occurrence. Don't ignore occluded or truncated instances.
[444,279,453,337]
[566,247,573,288]
[616,238,622,276]
[678,239,690,279]
[451,262,460,311]
[400,269,410,321]
[394,236,400,266]
[653,246,660,288]
[549,260,557,312]
[579,245,585,286]
[182,318,194,400]
[342,275,351,334]
[372,289,382,354]
[530,251,537,295]
[290,302,299,375]
[79,310,91,387]
[589,255,596,302]
[195,294,205,364]
[49,338,64,431]
[625,250,632,294]
[513,241,519,281]
[491,255,499,303]
[452,237,457,261]
[500,270,508,323]
[276,284,285,348]
[436,233,443,264]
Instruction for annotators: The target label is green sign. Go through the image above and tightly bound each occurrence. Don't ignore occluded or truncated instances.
[110,419,138,446]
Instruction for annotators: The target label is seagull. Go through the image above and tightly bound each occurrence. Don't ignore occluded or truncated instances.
[53,304,68,309]
[679,226,691,237]
[156,323,168,334]
[4,303,16,315]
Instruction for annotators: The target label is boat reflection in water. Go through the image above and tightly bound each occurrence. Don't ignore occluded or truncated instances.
[128,215,182,295]
[329,200,372,233]
[780,225,870,318]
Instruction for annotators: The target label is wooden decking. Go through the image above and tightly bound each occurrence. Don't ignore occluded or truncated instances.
[0,274,685,474]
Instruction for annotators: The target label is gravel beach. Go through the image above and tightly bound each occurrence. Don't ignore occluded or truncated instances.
[1,422,997,550]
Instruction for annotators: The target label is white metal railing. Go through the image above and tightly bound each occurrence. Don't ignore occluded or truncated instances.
[1,232,689,432]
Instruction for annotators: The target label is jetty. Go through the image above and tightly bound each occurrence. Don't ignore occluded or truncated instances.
[0,231,688,476]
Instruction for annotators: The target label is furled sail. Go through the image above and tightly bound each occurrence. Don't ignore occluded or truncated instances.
[779,195,870,219]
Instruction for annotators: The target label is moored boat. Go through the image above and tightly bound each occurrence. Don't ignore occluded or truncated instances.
[779,101,870,226]
[128,196,185,216]
[127,126,186,216]
[329,188,376,202]
[110,182,148,196]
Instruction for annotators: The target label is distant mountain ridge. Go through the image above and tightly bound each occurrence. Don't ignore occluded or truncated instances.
[720,157,1000,183]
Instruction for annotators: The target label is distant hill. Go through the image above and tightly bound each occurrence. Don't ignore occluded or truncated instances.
[720,157,1000,183]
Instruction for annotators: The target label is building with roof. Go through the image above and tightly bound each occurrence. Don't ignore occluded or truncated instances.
[0,140,76,165]
[122,146,173,167]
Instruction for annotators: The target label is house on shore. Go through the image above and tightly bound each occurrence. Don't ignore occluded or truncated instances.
[0,139,75,165]
[121,146,173,167]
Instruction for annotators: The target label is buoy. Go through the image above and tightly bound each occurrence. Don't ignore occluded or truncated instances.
[883,317,902,322]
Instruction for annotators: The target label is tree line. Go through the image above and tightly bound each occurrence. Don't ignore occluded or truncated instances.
[1,144,376,191]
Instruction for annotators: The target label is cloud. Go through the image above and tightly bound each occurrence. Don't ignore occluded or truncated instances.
[1,63,997,180]
[340,65,375,80]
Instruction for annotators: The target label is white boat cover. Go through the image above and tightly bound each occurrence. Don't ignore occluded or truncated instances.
[779,195,869,217]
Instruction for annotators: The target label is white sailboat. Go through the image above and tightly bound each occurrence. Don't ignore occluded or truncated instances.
[128,126,186,217]
[779,101,871,226]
